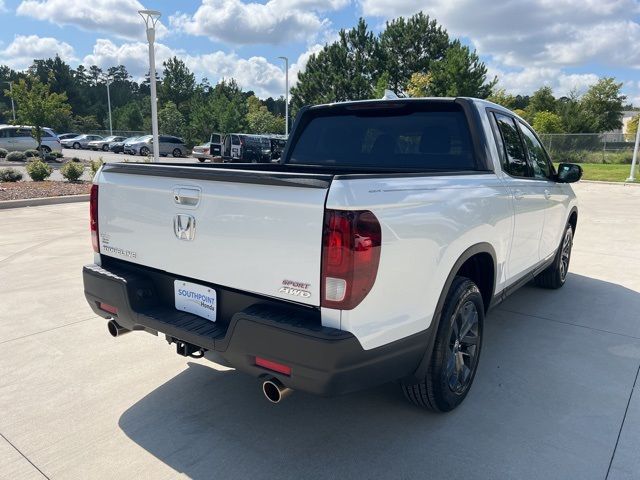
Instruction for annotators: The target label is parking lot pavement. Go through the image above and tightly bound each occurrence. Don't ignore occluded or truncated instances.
[60,148,200,165]
[0,183,639,480]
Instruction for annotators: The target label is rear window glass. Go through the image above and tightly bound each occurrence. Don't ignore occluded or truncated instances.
[288,103,476,170]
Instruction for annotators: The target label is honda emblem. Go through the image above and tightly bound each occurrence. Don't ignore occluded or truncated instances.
[174,214,196,241]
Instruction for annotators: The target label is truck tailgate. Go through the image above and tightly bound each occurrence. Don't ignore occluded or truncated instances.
[97,164,332,307]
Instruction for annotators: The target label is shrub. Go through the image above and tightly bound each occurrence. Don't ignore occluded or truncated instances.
[50,151,64,158]
[6,151,26,162]
[90,158,104,177]
[0,167,23,182]
[26,158,53,181]
[71,157,82,162]
[24,149,40,158]
[0,148,7,158]
[60,161,85,182]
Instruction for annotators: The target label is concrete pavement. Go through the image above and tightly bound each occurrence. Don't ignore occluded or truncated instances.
[0,183,639,479]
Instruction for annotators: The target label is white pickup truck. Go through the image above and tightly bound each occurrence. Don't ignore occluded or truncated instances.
[83,98,582,411]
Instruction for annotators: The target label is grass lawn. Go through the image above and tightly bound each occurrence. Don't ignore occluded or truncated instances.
[555,163,638,183]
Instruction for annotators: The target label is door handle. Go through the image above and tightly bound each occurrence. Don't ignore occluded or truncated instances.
[513,189,524,200]
[173,187,201,207]
[544,189,551,200]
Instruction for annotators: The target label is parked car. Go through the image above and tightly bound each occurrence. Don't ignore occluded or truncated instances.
[88,136,126,151]
[84,97,582,410]
[57,133,80,141]
[221,133,272,163]
[192,133,223,162]
[61,134,104,149]
[0,125,62,153]
[109,136,140,153]
[124,135,187,157]
[267,135,287,161]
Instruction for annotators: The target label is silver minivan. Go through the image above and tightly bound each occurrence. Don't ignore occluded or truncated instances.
[0,125,62,153]
[124,135,187,157]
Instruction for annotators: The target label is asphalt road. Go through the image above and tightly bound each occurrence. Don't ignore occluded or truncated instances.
[1,182,639,479]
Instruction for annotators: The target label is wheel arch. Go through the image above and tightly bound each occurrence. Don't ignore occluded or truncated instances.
[568,206,578,233]
[410,242,496,380]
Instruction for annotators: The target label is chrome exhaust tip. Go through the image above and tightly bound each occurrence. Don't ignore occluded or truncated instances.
[262,378,293,404]
[107,319,131,338]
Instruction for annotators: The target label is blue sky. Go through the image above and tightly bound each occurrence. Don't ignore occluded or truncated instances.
[0,0,638,104]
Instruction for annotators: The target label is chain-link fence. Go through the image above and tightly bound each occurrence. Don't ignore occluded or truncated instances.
[539,133,636,164]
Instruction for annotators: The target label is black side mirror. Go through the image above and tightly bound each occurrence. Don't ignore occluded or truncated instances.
[556,163,582,183]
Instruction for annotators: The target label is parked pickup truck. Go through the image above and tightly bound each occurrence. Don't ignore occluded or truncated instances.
[83,98,582,411]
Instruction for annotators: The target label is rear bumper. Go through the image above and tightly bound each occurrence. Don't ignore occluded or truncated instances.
[83,261,429,396]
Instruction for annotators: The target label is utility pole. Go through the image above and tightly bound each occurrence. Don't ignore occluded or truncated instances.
[627,120,640,182]
[105,75,113,136]
[139,9,161,162]
[277,56,289,137]
[6,81,16,123]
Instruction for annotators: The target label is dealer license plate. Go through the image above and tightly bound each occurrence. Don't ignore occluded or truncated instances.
[174,280,217,322]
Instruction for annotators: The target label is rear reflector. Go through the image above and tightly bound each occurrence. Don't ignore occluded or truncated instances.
[255,357,292,376]
[90,184,99,253]
[98,302,118,315]
[321,210,381,310]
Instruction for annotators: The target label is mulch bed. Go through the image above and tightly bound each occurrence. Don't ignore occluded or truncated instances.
[0,181,91,201]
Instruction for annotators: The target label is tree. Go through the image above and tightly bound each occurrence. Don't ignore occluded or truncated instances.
[427,40,495,98]
[406,72,432,97]
[161,57,196,114]
[113,102,144,131]
[379,13,449,92]
[557,91,592,133]
[291,18,379,107]
[487,88,517,109]
[6,78,71,155]
[158,101,185,136]
[581,78,626,132]
[532,111,565,133]
[526,86,556,121]
[373,71,391,99]
[246,95,284,134]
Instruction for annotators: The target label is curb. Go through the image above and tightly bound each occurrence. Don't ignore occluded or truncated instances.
[0,194,89,210]
[580,180,640,186]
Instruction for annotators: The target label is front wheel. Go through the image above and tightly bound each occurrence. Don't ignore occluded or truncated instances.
[73,142,81,149]
[402,276,484,412]
[198,158,206,163]
[172,148,182,158]
[102,144,109,151]
[535,224,573,289]
[139,146,150,156]
[40,145,51,154]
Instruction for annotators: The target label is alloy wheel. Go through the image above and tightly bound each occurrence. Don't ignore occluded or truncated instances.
[446,300,480,395]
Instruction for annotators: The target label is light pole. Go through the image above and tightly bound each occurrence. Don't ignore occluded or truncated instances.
[627,119,640,182]
[6,81,16,123]
[139,9,161,162]
[277,56,289,137]
[104,75,113,136]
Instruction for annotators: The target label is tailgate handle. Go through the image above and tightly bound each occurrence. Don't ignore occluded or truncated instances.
[173,187,201,207]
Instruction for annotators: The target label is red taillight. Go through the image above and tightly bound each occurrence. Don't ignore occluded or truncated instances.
[321,210,381,310]
[98,302,118,315]
[90,184,99,252]
[255,357,292,376]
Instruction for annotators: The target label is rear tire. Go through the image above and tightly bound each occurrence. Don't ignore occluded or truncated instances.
[102,144,109,151]
[402,276,484,412]
[198,158,206,163]
[534,224,573,289]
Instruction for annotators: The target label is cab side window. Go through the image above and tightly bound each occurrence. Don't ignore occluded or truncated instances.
[519,122,552,180]
[493,113,529,177]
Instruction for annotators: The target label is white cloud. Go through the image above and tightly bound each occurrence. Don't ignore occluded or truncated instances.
[169,0,346,44]
[82,39,322,98]
[360,0,640,69]
[16,0,168,40]
[0,35,76,70]
[488,65,600,97]
[0,0,8,13]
